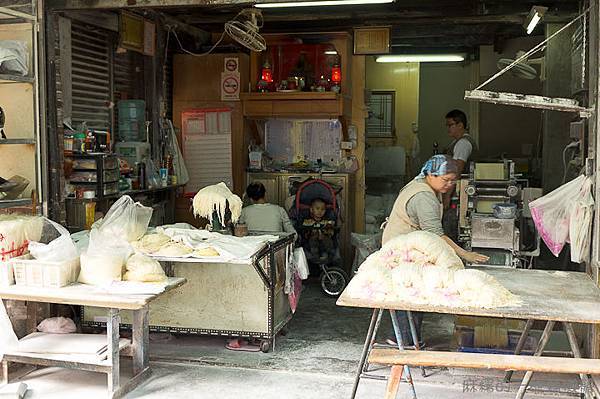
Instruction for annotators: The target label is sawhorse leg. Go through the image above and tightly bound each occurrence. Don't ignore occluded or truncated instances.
[406,311,426,378]
[505,319,534,383]
[515,320,555,399]
[563,322,600,398]
[390,310,417,399]
[351,308,382,399]
[363,309,384,374]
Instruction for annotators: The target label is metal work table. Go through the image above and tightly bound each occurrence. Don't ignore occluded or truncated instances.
[337,267,600,399]
[0,278,185,399]
[82,233,296,352]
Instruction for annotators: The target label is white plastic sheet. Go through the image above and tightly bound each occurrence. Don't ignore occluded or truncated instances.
[28,218,78,262]
[0,40,28,76]
[0,300,18,361]
[529,175,594,262]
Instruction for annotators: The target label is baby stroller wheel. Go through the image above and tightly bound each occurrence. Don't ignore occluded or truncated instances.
[320,267,348,297]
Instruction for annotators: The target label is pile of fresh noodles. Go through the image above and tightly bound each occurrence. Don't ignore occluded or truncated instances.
[344,231,520,308]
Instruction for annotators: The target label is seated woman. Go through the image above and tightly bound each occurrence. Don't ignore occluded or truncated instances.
[238,182,297,235]
[227,182,296,352]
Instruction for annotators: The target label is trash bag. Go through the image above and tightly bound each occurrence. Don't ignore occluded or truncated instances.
[529,175,593,261]
[28,218,79,262]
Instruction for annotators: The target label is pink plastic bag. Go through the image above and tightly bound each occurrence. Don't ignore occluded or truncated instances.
[529,175,592,258]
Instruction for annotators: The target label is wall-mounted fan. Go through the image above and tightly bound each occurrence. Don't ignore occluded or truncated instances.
[497,50,544,80]
[224,9,266,52]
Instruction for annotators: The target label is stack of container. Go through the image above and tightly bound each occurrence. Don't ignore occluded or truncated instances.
[117,100,146,142]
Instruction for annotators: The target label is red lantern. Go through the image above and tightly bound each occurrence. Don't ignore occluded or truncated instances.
[331,64,341,84]
[261,61,273,83]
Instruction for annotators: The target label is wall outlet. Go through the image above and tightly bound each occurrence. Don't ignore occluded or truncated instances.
[341,141,354,150]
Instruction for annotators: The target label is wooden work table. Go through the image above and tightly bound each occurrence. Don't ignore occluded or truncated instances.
[337,267,600,399]
[0,278,186,399]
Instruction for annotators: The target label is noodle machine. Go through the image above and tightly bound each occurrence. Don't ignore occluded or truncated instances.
[456,161,542,268]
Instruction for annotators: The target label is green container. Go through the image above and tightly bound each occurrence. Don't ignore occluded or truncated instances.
[117,100,145,142]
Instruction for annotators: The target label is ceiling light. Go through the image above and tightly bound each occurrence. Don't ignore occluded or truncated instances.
[525,6,547,35]
[256,0,394,8]
[324,50,338,55]
[376,54,465,63]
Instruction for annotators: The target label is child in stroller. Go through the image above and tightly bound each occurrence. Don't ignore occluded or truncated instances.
[291,179,349,296]
[303,198,336,262]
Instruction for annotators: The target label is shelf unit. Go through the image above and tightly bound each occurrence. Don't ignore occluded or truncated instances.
[0,1,43,213]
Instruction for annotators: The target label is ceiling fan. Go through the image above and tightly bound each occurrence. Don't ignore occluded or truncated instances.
[496,50,544,80]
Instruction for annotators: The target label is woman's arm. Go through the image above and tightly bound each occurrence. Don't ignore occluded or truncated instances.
[441,235,489,264]
[279,207,298,236]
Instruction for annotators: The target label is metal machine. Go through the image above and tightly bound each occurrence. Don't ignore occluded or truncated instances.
[457,161,542,267]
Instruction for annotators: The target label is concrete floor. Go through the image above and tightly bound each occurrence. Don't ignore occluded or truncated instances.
[5,283,583,399]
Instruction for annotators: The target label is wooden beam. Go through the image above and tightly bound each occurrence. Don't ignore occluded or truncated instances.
[369,349,600,374]
[61,10,119,31]
[153,11,211,44]
[47,0,254,11]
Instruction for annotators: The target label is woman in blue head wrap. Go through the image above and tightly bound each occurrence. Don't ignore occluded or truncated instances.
[381,154,488,347]
[383,154,488,264]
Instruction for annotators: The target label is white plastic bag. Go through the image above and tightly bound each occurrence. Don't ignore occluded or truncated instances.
[569,177,594,263]
[37,317,76,334]
[0,300,18,361]
[28,218,78,262]
[88,196,152,262]
[78,251,123,285]
[529,175,593,260]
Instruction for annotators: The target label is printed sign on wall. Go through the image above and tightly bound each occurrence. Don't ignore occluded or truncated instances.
[221,72,240,101]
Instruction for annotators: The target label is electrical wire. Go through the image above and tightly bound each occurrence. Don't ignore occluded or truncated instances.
[170,28,226,57]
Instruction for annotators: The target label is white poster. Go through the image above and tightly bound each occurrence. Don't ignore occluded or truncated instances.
[221,72,240,101]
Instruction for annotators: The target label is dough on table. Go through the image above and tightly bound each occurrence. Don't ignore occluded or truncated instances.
[192,246,220,257]
[153,242,193,257]
[132,233,171,254]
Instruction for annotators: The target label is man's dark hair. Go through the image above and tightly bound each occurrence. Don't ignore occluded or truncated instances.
[246,182,266,201]
[445,109,468,129]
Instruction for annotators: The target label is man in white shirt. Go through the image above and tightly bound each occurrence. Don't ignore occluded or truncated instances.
[444,109,477,176]
[443,109,478,240]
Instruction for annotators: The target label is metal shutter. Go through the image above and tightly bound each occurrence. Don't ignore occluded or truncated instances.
[71,25,111,131]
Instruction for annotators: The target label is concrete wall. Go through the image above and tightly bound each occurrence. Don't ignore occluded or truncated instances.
[542,23,576,192]
[418,62,473,169]
[478,39,544,161]
[365,57,419,151]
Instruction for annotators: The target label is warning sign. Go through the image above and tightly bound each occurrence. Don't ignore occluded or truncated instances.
[221,72,240,101]
[224,57,239,72]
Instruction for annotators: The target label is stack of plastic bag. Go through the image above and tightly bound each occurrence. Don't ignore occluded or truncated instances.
[529,175,594,263]
[80,196,152,285]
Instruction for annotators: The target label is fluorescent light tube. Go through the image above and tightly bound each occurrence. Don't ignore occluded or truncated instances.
[256,0,394,8]
[526,13,541,34]
[324,50,338,55]
[376,54,465,63]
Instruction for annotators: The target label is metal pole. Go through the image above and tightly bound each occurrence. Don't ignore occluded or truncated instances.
[505,319,534,382]
[515,321,555,399]
[350,308,381,399]
[406,311,426,378]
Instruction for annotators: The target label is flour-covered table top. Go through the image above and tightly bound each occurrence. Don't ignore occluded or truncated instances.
[337,267,600,324]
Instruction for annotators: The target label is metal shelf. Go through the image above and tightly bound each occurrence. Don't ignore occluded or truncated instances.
[0,198,31,209]
[0,138,35,145]
[0,74,34,83]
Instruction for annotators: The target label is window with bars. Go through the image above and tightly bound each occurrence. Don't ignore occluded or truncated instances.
[366,90,395,138]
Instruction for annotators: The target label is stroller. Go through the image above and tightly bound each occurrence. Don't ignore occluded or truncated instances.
[290,178,348,296]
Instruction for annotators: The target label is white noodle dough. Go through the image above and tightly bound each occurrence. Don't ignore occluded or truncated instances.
[192,246,220,257]
[192,182,242,226]
[132,233,171,254]
[153,242,193,257]
[124,253,167,282]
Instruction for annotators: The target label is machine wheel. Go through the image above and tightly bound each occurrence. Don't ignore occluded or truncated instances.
[260,339,271,353]
[320,267,348,297]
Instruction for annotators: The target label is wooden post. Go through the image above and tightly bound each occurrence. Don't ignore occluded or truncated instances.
[384,365,404,399]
